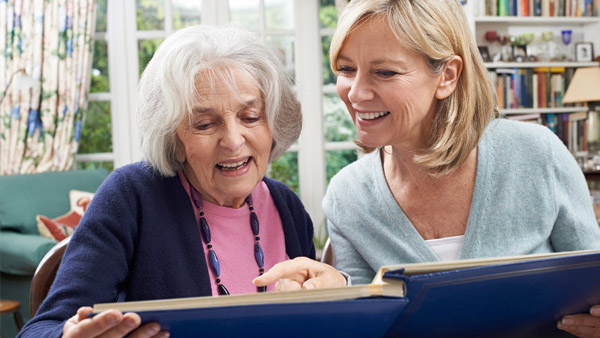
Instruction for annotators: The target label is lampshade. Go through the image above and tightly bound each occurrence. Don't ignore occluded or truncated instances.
[0,68,38,104]
[563,67,600,104]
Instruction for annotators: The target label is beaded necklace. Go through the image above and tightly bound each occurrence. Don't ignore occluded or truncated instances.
[189,185,266,295]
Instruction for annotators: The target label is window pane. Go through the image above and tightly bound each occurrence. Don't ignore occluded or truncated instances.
[229,0,260,31]
[269,151,299,194]
[266,35,295,79]
[95,0,107,32]
[137,0,165,30]
[323,93,355,142]
[79,101,112,154]
[322,35,335,85]
[319,0,338,29]
[326,149,357,183]
[172,0,203,29]
[91,40,109,93]
[77,161,114,171]
[265,0,294,30]
[138,39,163,75]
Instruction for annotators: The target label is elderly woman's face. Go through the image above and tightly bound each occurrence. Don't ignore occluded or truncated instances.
[335,16,442,150]
[176,69,273,208]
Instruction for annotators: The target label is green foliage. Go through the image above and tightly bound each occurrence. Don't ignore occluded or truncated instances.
[326,150,357,183]
[77,161,114,171]
[91,40,109,93]
[138,39,162,75]
[269,152,299,195]
[95,0,107,32]
[78,101,112,154]
[136,0,165,30]
[323,94,355,142]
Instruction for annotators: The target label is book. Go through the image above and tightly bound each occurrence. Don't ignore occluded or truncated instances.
[93,249,600,338]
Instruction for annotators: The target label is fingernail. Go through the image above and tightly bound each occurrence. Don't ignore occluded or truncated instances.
[107,315,118,325]
[159,332,170,338]
[562,317,575,325]
[147,324,160,335]
[304,283,315,290]
[591,307,600,316]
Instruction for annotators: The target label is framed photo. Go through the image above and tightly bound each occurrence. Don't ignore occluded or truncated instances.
[575,42,594,62]
[478,46,491,62]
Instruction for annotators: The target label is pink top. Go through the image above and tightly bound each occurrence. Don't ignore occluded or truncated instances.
[178,171,288,295]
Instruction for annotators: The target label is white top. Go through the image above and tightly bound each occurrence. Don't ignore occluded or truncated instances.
[425,235,465,261]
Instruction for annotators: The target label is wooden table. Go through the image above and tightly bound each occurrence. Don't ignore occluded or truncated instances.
[0,300,24,333]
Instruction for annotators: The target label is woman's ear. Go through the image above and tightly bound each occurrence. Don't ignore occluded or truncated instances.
[175,137,186,163]
[435,55,463,100]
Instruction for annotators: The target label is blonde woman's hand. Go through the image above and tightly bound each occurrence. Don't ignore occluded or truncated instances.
[557,305,600,338]
[253,257,347,291]
[62,306,169,338]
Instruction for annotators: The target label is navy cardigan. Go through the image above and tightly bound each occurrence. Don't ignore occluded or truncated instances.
[18,162,315,337]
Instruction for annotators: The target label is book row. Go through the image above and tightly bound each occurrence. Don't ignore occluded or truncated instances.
[481,0,599,17]
[491,67,577,109]
[506,111,598,155]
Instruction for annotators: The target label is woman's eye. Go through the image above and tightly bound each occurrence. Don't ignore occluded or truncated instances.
[376,70,399,78]
[194,123,213,131]
[336,65,355,74]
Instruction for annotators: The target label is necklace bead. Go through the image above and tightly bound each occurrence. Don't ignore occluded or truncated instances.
[189,185,266,295]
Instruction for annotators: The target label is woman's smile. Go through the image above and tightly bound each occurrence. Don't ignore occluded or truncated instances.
[216,157,252,177]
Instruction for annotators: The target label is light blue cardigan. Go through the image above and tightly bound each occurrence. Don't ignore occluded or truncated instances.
[323,119,600,285]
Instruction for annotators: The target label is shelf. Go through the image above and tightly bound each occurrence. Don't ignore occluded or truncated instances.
[475,16,600,25]
[485,61,600,68]
[500,107,589,114]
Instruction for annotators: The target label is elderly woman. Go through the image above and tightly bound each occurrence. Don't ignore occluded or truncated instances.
[257,0,600,336]
[18,25,324,338]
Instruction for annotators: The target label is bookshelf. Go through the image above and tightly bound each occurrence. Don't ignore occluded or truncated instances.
[465,1,600,220]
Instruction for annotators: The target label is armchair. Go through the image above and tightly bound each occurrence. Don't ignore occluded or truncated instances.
[0,169,108,337]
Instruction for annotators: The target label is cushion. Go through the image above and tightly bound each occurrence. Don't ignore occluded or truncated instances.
[37,190,95,241]
[0,231,58,275]
[0,169,108,234]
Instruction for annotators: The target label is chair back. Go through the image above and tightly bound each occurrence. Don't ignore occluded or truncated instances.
[29,236,71,317]
[321,238,334,266]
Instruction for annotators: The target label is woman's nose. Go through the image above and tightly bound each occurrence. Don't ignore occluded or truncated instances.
[219,123,245,152]
[347,73,375,103]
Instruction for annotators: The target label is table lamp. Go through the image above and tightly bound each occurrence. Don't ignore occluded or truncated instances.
[563,66,600,152]
[0,68,37,105]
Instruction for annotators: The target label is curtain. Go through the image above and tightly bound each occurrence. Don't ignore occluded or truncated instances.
[0,0,96,175]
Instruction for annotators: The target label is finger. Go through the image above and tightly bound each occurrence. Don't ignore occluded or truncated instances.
[97,312,142,338]
[560,314,600,328]
[128,322,163,338]
[64,309,123,338]
[302,270,347,290]
[557,321,600,338]
[275,278,303,292]
[77,307,94,321]
[253,257,312,287]
[557,314,600,338]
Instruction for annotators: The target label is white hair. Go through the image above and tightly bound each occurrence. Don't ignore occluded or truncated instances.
[137,25,302,176]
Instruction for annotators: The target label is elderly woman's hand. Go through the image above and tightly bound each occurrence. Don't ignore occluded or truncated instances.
[253,257,347,291]
[557,305,600,338]
[62,306,168,338]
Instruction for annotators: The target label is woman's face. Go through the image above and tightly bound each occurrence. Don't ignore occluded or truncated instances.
[335,16,442,150]
[176,69,273,208]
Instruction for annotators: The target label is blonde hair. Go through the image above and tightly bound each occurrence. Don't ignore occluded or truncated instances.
[330,0,497,177]
[137,25,301,176]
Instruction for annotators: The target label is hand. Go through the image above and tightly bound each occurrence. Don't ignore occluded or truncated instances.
[62,306,169,338]
[557,305,600,338]
[253,256,347,291]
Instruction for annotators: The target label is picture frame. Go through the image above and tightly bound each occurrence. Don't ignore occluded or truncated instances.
[575,42,594,62]
[478,46,491,62]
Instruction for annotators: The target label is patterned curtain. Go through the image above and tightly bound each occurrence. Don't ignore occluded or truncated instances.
[0,0,96,175]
